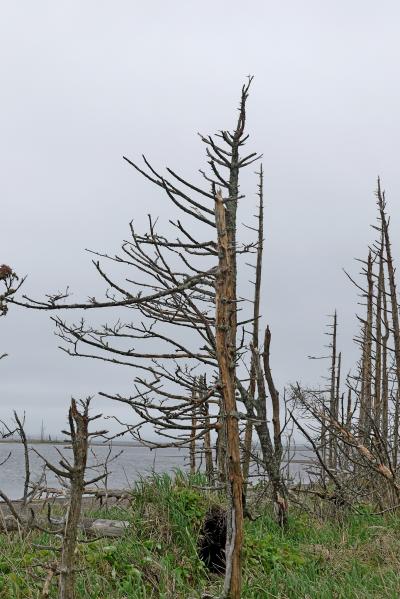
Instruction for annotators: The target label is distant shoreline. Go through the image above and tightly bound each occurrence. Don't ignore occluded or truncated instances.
[0,438,148,448]
[0,438,312,454]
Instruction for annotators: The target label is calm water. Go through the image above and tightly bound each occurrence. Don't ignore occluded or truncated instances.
[0,442,188,499]
[0,442,314,500]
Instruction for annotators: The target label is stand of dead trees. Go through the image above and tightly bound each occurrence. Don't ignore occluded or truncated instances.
[3,77,400,598]
[0,399,126,599]
[290,180,400,515]
[10,80,291,598]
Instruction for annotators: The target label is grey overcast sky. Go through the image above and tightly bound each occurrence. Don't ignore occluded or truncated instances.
[1,1,400,435]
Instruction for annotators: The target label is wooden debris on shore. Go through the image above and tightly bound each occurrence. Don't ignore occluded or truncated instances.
[0,514,129,537]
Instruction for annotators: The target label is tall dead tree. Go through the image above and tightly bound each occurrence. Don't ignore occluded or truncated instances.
[59,400,91,599]
[291,180,400,512]
[199,375,214,483]
[36,398,107,599]
[242,165,264,495]
[381,258,390,446]
[190,386,197,475]
[307,312,342,472]
[12,80,283,597]
[13,79,290,525]
[235,322,288,527]
[377,179,400,400]
[374,238,383,430]
[261,326,287,524]
[215,189,243,597]
[328,311,338,469]
[363,252,374,443]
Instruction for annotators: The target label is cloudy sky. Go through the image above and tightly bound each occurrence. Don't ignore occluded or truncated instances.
[1,1,400,435]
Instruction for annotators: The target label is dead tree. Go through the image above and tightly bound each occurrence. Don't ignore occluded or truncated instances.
[292,180,400,511]
[242,165,264,495]
[58,400,104,598]
[328,311,338,468]
[33,398,107,599]
[240,326,288,527]
[377,179,400,394]
[380,244,390,447]
[11,80,273,598]
[291,383,400,508]
[359,252,374,444]
[199,375,214,483]
[12,90,256,439]
[0,400,115,597]
[306,312,343,477]
[190,386,197,475]
[215,189,243,596]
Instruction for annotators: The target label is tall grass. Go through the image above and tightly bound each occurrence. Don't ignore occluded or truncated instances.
[1,473,400,597]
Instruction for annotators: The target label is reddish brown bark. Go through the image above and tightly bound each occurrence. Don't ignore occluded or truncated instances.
[215,189,243,599]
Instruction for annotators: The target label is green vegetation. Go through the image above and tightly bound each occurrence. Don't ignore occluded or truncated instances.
[1,473,400,598]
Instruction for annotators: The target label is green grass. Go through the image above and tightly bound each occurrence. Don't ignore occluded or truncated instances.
[1,473,400,598]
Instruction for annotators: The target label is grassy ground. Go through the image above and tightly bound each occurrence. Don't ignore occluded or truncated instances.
[1,472,400,598]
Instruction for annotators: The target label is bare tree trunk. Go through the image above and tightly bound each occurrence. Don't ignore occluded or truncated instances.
[328,311,338,469]
[374,240,383,430]
[242,419,253,494]
[190,387,197,476]
[393,390,400,469]
[203,413,214,484]
[333,351,341,468]
[335,353,342,419]
[320,409,327,468]
[59,400,90,599]
[377,180,400,392]
[262,326,288,526]
[243,166,264,497]
[360,252,374,444]
[216,419,227,483]
[382,271,389,448]
[14,413,31,507]
[215,189,243,599]
[197,376,214,484]
[346,388,353,428]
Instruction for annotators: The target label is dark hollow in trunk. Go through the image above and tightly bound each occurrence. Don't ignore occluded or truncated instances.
[198,506,227,574]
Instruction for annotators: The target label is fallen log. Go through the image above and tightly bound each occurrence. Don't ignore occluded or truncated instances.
[0,514,130,537]
[33,486,132,503]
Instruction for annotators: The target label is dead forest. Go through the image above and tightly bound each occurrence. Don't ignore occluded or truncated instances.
[2,80,400,599]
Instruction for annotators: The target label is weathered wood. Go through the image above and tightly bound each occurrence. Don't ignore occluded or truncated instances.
[328,311,338,468]
[33,487,131,502]
[58,400,90,599]
[215,189,243,599]
[0,514,129,537]
[190,386,197,475]
[200,375,214,483]
[262,327,288,527]
[377,181,400,408]
[243,166,264,496]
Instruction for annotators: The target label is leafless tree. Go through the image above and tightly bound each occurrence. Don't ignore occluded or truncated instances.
[32,398,107,599]
[242,166,264,495]
[10,80,294,596]
[290,180,400,513]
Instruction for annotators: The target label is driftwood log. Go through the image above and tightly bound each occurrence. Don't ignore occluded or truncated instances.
[0,489,132,538]
[0,514,129,537]
[35,487,132,503]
